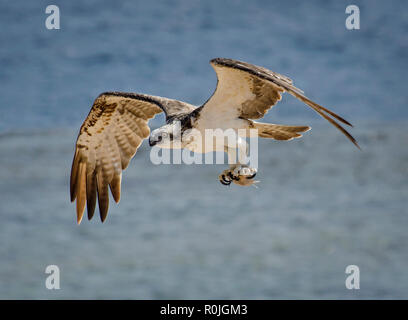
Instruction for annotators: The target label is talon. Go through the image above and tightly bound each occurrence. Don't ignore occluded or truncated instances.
[219,174,231,186]
[222,174,231,184]
[246,172,257,179]
[228,171,239,181]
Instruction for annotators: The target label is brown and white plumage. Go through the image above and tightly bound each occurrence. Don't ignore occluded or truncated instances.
[70,58,358,224]
[201,58,358,147]
[70,93,195,223]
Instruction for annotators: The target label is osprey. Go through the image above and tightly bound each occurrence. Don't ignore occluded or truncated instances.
[70,58,358,223]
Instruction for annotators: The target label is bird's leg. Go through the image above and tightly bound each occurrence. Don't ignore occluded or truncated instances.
[218,145,237,186]
[218,140,258,186]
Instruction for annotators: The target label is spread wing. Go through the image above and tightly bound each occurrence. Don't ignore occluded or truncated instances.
[202,58,359,148]
[70,92,195,224]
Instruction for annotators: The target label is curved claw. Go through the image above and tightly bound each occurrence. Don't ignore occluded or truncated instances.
[228,171,240,181]
[219,174,232,186]
[246,172,257,179]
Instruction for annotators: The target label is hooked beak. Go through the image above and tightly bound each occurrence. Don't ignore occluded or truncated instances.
[149,137,156,147]
[149,135,162,147]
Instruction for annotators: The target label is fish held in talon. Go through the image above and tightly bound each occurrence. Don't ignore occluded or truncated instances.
[232,176,260,187]
[228,166,259,187]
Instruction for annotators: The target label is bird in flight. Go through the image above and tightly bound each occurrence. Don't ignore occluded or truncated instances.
[70,58,358,224]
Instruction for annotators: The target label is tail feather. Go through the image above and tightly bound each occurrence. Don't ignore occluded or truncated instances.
[253,122,311,140]
[283,86,360,149]
[267,74,359,148]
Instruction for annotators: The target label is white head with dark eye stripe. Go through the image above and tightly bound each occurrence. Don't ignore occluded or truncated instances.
[149,124,177,148]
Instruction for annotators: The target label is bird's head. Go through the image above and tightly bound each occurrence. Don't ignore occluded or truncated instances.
[149,124,179,148]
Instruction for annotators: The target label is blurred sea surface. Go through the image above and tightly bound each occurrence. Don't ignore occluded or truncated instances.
[0,0,407,298]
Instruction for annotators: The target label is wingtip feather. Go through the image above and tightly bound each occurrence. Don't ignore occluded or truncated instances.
[109,174,122,203]
[70,150,80,202]
[96,171,109,223]
[76,162,87,225]
[86,173,97,220]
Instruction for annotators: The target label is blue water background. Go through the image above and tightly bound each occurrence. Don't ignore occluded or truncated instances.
[0,0,407,299]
